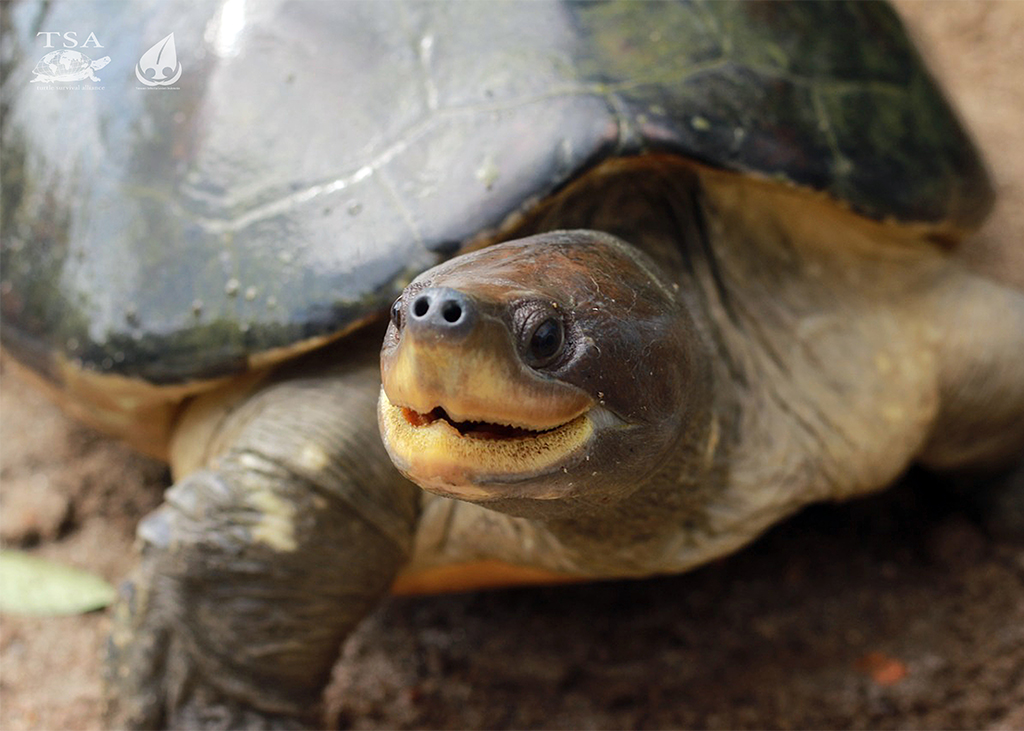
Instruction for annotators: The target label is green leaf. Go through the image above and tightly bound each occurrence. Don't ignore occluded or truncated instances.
[0,550,116,616]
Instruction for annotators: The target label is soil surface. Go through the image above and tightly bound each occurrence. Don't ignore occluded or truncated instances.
[2,3,1023,729]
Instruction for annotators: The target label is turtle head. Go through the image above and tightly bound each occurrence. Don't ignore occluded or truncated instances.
[379,230,708,517]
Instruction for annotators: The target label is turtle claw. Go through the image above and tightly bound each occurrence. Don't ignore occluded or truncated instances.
[105,612,311,730]
[103,510,324,730]
[166,687,311,731]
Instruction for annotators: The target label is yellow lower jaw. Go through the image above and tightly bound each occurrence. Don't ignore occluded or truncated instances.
[377,388,593,498]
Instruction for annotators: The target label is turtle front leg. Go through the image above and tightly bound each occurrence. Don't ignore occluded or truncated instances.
[104,362,420,729]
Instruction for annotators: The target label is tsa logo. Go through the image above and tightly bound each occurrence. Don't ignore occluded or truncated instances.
[30,50,110,83]
[31,31,109,84]
[136,33,182,86]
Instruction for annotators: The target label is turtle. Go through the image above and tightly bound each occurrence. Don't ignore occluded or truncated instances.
[2,0,1023,728]
[29,49,111,83]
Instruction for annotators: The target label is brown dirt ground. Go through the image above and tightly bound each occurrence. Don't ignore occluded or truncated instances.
[2,3,1023,729]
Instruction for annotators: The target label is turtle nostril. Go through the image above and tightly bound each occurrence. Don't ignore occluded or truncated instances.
[441,301,463,324]
[404,287,475,336]
[412,295,431,318]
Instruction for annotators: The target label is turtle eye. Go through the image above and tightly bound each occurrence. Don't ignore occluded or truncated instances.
[525,315,564,368]
[390,299,404,330]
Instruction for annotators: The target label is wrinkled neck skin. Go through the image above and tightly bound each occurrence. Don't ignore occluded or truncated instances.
[418,158,950,578]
